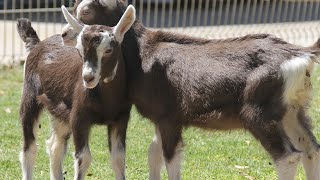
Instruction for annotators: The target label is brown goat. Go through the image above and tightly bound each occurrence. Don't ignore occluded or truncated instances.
[67,1,320,179]
[17,1,131,180]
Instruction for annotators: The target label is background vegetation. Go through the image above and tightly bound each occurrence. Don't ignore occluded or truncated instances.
[0,66,319,179]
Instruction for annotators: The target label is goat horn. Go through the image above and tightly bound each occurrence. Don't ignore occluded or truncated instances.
[61,5,84,33]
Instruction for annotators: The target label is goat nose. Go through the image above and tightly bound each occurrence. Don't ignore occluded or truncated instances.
[83,74,94,82]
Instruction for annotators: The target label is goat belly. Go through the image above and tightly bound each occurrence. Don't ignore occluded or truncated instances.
[184,109,243,130]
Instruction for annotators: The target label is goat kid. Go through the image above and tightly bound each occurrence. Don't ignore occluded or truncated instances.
[69,1,320,179]
[17,4,133,180]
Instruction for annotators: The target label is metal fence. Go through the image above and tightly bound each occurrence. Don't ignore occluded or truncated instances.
[1,0,320,65]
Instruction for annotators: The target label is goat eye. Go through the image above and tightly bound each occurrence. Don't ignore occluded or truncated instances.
[105,49,112,54]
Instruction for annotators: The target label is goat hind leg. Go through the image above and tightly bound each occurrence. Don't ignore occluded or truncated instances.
[302,143,320,180]
[72,117,92,180]
[247,122,300,180]
[287,109,320,180]
[46,121,71,180]
[19,89,42,180]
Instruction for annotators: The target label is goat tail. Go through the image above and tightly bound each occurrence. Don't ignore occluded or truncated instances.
[17,18,40,52]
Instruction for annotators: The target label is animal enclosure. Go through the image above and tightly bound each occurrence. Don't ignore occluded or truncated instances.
[1,0,320,65]
[1,0,320,179]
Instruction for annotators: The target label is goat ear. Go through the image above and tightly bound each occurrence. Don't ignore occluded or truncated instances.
[113,5,136,43]
[61,5,84,33]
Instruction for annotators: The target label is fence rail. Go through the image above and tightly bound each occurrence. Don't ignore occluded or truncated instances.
[1,0,320,65]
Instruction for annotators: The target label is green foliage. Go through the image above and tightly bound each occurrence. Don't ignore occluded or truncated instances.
[0,66,319,179]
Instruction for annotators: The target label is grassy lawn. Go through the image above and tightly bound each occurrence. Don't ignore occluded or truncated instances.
[0,65,319,180]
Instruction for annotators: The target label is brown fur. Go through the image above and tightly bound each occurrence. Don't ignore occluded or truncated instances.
[73,3,320,175]
[17,2,130,178]
[20,1,320,178]
[123,24,320,161]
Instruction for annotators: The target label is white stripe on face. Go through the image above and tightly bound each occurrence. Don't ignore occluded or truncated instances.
[96,31,112,63]
[93,31,112,85]
[75,25,88,57]
[96,31,119,83]
[99,0,117,8]
[76,0,92,19]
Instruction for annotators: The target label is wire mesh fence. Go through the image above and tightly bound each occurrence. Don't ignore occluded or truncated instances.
[130,0,320,27]
[1,0,320,65]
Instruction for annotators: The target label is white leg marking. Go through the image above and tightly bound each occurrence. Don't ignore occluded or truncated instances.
[47,121,70,180]
[20,119,39,180]
[166,141,183,180]
[74,146,92,180]
[282,108,310,151]
[110,129,125,180]
[148,128,164,180]
[275,152,301,180]
[280,55,314,105]
[282,108,320,180]
[20,141,37,180]
[302,149,320,180]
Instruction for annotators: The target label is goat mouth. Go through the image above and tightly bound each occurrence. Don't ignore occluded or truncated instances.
[83,78,99,89]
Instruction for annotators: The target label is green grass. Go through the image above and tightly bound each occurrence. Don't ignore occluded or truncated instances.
[0,65,319,179]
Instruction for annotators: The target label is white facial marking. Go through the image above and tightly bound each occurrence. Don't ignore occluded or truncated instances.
[97,31,116,84]
[75,26,87,57]
[280,54,314,105]
[103,61,118,83]
[76,0,92,19]
[99,0,117,9]
[82,61,100,89]
[96,31,112,61]
[77,28,116,88]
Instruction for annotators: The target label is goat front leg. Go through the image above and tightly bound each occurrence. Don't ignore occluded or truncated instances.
[72,113,92,180]
[148,127,164,180]
[108,113,129,180]
[158,122,183,180]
